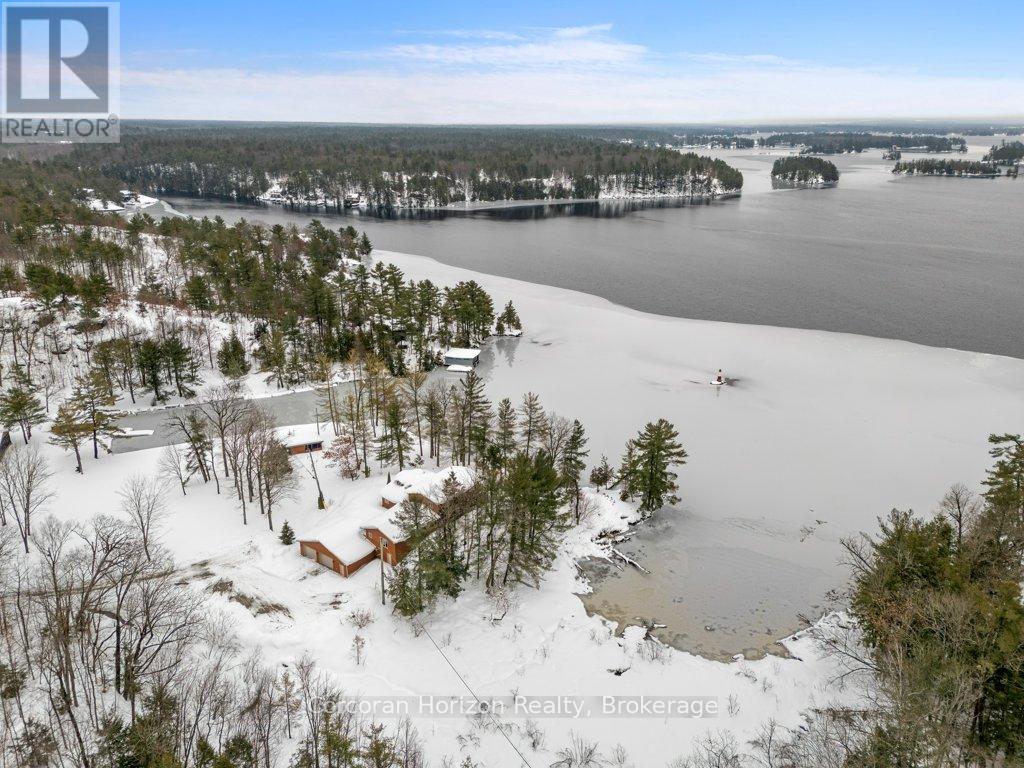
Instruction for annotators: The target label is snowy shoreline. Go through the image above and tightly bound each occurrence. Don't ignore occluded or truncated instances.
[373,247,1024,658]
[25,240,1021,764]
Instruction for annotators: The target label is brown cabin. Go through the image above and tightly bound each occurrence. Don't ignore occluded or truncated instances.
[288,440,324,456]
[360,527,410,566]
[297,539,376,577]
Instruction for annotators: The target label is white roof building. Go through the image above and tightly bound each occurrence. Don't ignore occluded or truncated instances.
[380,466,475,509]
[443,348,481,369]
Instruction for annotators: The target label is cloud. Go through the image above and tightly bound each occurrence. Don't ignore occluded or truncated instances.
[119,23,1024,122]
[393,28,525,41]
[379,24,643,69]
[679,52,800,67]
[554,23,614,38]
[121,62,1024,123]
[383,39,644,68]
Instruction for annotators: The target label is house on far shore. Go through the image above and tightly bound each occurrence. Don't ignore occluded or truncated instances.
[443,347,481,371]
[298,466,475,578]
[279,424,325,456]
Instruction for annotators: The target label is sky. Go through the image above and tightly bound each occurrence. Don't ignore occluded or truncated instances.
[33,0,1024,122]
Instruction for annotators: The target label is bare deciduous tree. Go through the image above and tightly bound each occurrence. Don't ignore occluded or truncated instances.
[160,443,192,496]
[117,474,168,560]
[0,444,52,552]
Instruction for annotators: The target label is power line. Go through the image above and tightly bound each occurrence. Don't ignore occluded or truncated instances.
[416,621,534,768]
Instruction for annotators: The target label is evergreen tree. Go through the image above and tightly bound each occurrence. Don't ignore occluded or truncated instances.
[78,270,113,319]
[626,419,688,512]
[136,338,165,401]
[70,369,121,459]
[0,386,46,443]
[279,520,295,545]
[49,400,91,473]
[216,331,250,379]
[387,499,435,616]
[518,392,547,457]
[502,450,566,586]
[163,333,200,397]
[560,419,589,523]
[460,370,492,466]
[497,300,521,334]
[493,397,518,468]
[360,723,398,768]
[375,397,413,471]
[589,455,613,489]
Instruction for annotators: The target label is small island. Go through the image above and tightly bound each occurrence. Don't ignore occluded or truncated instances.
[892,159,1000,178]
[771,156,840,187]
[984,140,1024,163]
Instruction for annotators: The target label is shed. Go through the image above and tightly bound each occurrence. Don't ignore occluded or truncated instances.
[443,348,481,368]
[279,424,325,456]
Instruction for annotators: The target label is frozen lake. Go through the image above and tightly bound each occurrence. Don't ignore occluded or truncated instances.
[162,135,1024,358]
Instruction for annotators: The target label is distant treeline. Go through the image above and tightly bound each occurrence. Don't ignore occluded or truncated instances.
[68,124,744,206]
[985,141,1024,163]
[892,159,999,177]
[671,134,757,148]
[763,133,966,154]
[771,156,839,183]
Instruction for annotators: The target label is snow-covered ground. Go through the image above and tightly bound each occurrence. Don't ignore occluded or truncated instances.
[33,429,852,766]
[22,236,1024,764]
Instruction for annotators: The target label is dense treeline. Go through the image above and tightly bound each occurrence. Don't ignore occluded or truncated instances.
[764,132,966,154]
[61,124,744,206]
[673,134,756,148]
[985,140,1024,162]
[1,157,517,414]
[837,435,1024,763]
[378,378,688,616]
[892,158,999,177]
[770,156,839,184]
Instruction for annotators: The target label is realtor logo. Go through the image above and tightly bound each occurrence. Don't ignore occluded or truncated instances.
[2,2,119,142]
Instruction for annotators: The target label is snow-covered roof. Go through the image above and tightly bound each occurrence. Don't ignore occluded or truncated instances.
[299,513,376,563]
[381,466,475,507]
[359,505,404,541]
[446,364,474,373]
[444,348,481,361]
[301,467,475,563]
[115,428,155,438]
[278,423,327,448]
[87,198,125,212]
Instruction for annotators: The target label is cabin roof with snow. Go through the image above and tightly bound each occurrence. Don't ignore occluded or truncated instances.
[299,467,476,576]
[443,348,481,361]
[278,424,326,448]
[380,466,475,508]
